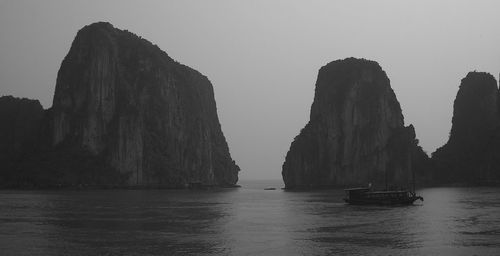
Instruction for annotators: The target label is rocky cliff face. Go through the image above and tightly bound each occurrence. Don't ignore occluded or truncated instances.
[5,22,239,187]
[49,22,239,186]
[0,96,44,184]
[282,58,426,189]
[432,72,500,184]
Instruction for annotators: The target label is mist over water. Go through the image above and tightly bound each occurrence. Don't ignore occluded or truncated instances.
[1,181,499,255]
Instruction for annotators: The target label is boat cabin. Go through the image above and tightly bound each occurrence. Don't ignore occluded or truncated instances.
[344,187,371,198]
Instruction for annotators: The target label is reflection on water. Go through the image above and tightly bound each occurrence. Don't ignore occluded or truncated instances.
[0,181,499,255]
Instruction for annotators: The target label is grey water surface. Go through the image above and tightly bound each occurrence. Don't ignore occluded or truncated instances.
[1,180,499,255]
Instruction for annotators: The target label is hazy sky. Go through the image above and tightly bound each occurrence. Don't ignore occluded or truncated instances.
[1,1,500,180]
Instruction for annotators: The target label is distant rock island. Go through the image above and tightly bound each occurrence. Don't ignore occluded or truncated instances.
[432,72,500,185]
[282,58,428,189]
[3,24,500,189]
[0,96,44,185]
[0,22,239,188]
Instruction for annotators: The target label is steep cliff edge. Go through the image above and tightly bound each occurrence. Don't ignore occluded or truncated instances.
[282,58,427,189]
[0,96,44,185]
[50,22,239,186]
[432,72,500,184]
[4,22,239,187]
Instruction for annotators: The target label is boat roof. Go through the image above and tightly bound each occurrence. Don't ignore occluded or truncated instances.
[344,187,370,191]
[344,188,410,194]
[366,190,409,194]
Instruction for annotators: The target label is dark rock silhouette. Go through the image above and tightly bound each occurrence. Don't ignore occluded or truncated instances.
[0,96,44,185]
[282,58,428,189]
[1,22,239,188]
[432,72,500,184]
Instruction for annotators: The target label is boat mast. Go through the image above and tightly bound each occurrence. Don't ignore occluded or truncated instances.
[385,168,388,191]
[410,140,415,195]
[412,161,415,194]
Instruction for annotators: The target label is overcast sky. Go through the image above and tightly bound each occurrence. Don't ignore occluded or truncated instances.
[1,1,500,181]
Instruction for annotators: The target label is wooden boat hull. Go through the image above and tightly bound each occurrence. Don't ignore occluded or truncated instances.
[344,196,423,206]
[343,188,423,206]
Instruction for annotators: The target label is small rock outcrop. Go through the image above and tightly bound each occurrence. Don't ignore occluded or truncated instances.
[2,22,239,188]
[282,58,427,189]
[0,96,44,185]
[432,72,500,184]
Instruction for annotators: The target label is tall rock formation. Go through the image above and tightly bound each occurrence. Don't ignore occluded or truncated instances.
[0,96,44,185]
[282,58,426,189]
[432,72,500,184]
[3,22,239,187]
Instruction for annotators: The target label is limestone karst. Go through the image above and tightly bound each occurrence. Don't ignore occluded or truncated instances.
[432,72,500,184]
[282,58,427,189]
[0,22,239,188]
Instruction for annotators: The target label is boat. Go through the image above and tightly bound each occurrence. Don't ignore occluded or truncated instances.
[343,187,423,205]
[344,163,424,205]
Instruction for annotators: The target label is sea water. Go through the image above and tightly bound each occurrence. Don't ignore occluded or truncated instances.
[0,180,499,255]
